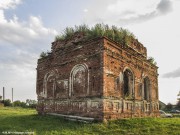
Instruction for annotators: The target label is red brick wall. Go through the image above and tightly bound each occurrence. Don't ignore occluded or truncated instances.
[102,38,159,120]
[36,36,159,121]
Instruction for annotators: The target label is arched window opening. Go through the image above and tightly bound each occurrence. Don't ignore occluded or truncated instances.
[123,69,134,98]
[73,67,86,95]
[70,64,89,97]
[43,70,58,98]
[144,77,150,101]
[47,76,55,98]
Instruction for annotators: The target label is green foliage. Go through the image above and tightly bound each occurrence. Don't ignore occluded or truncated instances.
[40,52,47,58]
[75,24,90,33]
[1,99,12,107]
[176,100,180,109]
[13,99,37,108]
[166,103,173,111]
[177,91,180,109]
[13,100,26,108]
[39,50,51,59]
[13,100,22,106]
[147,56,157,65]
[26,99,37,108]
[55,23,136,46]
[0,107,180,135]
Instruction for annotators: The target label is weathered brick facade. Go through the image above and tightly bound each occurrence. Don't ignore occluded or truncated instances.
[36,33,159,121]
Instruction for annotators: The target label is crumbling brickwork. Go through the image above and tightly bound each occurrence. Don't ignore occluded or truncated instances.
[36,33,159,121]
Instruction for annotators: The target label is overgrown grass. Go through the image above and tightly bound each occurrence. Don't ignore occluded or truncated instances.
[55,24,136,46]
[0,107,180,135]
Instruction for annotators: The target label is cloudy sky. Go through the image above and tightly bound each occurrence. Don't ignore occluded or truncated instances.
[0,0,180,104]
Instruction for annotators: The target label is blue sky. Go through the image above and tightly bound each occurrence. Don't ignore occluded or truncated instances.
[0,0,180,104]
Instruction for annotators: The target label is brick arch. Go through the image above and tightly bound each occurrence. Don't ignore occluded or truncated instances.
[123,67,135,98]
[43,69,58,98]
[69,64,89,97]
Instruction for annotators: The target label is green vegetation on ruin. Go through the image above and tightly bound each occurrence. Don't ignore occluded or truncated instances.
[147,56,157,65]
[55,24,136,46]
[0,107,180,135]
[39,24,157,65]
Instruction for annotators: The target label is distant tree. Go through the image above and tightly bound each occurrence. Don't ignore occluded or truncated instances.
[20,102,27,108]
[178,91,180,100]
[13,99,37,108]
[176,91,180,109]
[13,100,27,108]
[176,100,180,109]
[2,99,12,106]
[26,99,37,108]
[13,100,22,107]
[166,103,173,110]
[0,96,4,107]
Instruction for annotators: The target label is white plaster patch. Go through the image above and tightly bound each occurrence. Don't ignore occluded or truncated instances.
[105,69,113,75]
[119,72,123,83]
[91,101,99,109]
[57,79,68,91]
[114,102,119,110]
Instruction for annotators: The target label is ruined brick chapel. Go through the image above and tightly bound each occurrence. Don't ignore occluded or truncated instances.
[36,26,159,121]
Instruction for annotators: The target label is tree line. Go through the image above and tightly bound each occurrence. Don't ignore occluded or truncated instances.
[160,91,180,111]
[0,96,37,108]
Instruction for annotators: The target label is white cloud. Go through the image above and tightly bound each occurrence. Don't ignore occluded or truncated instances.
[107,0,159,16]
[0,13,57,45]
[0,10,7,23]
[0,0,57,72]
[0,0,22,10]
[0,0,57,46]
[0,0,58,101]
[84,0,173,25]
[83,9,88,13]
[29,16,57,36]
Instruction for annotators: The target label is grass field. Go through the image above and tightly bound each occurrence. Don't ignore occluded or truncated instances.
[0,107,180,135]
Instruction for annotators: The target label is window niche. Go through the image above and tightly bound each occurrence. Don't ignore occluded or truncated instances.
[70,64,89,97]
[138,83,142,97]
[143,77,150,101]
[123,69,134,98]
[115,72,123,92]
